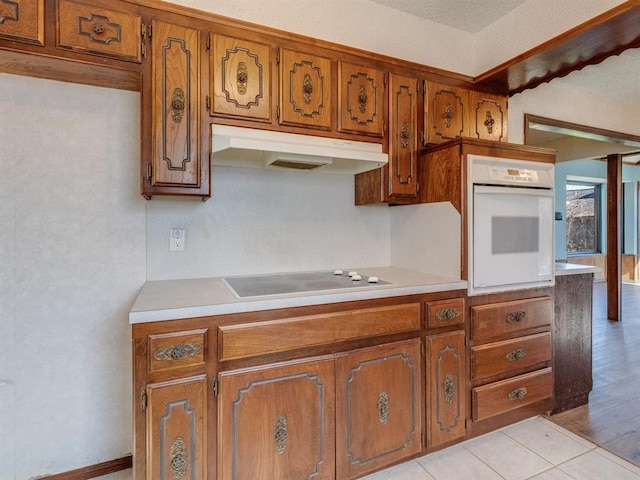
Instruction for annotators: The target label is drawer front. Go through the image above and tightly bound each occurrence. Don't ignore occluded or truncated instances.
[472,367,553,422]
[471,332,551,381]
[57,0,142,62]
[148,329,207,373]
[218,303,421,361]
[426,297,465,328]
[0,0,44,45]
[471,297,551,341]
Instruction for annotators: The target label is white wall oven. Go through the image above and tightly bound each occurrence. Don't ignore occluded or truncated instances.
[468,155,555,296]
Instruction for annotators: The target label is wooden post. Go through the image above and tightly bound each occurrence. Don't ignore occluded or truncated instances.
[607,153,622,321]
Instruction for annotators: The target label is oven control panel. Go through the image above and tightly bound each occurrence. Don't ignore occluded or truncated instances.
[488,166,539,184]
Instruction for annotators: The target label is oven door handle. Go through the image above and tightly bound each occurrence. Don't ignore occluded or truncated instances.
[473,185,554,198]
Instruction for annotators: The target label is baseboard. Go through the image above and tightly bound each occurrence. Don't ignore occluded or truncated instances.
[36,456,132,480]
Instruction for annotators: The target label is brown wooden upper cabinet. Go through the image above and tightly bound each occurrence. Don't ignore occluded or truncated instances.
[424,80,508,145]
[143,19,204,198]
[337,61,384,137]
[0,0,44,45]
[56,0,142,63]
[278,48,332,129]
[387,72,418,199]
[210,33,272,122]
[469,90,508,142]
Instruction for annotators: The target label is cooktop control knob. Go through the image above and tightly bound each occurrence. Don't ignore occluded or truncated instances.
[334,269,343,275]
[368,276,379,283]
[348,271,358,277]
[351,274,362,281]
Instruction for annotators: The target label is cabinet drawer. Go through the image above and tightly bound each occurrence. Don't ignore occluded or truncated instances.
[471,297,551,341]
[0,0,44,45]
[426,297,465,328]
[471,332,551,381]
[218,303,421,361]
[472,367,553,422]
[56,0,142,62]
[148,329,207,373]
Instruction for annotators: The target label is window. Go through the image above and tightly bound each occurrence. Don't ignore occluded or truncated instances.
[566,182,600,254]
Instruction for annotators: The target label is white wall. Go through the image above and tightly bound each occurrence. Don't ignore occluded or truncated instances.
[0,74,146,479]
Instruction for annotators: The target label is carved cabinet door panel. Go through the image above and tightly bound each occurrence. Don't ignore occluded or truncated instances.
[0,0,43,45]
[425,331,466,448]
[425,81,469,144]
[469,90,508,142]
[335,339,422,480]
[338,61,384,136]
[279,48,332,129]
[387,73,418,199]
[218,357,335,480]
[147,20,203,194]
[146,375,207,480]
[211,33,272,122]
[56,0,142,62]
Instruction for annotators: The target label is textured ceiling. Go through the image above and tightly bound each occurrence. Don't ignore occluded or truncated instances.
[367,0,529,33]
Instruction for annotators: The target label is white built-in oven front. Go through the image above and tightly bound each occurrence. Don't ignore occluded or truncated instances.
[468,155,555,296]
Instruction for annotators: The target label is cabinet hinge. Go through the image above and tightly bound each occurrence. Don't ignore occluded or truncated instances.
[276,51,280,65]
[147,164,152,180]
[140,391,147,411]
[276,105,280,121]
[206,95,211,111]
[212,377,219,397]
[206,36,211,50]
[421,131,426,147]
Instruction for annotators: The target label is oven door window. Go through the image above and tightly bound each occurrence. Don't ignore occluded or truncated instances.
[473,185,554,290]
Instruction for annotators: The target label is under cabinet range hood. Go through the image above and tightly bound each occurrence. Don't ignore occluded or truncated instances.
[211,125,388,174]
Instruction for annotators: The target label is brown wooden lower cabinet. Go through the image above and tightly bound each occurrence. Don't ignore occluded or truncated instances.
[335,339,422,479]
[218,356,336,480]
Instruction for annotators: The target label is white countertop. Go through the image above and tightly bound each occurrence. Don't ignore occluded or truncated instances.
[555,262,601,276]
[129,267,467,324]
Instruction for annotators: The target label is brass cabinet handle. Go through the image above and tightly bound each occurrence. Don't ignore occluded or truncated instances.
[170,87,186,123]
[444,373,454,403]
[506,348,526,362]
[92,23,105,34]
[378,390,390,424]
[274,413,288,454]
[506,311,526,323]
[436,308,460,321]
[154,342,202,361]
[508,387,528,401]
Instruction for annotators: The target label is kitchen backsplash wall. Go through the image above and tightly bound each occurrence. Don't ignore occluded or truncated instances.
[146,166,392,280]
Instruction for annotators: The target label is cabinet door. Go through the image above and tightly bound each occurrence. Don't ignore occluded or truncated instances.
[426,331,466,448]
[279,48,332,129]
[425,81,468,144]
[146,20,204,196]
[338,61,384,136]
[0,0,43,45]
[387,73,418,199]
[211,33,272,122]
[469,90,508,142]
[336,339,422,479]
[146,375,207,480]
[218,357,335,480]
[56,0,142,63]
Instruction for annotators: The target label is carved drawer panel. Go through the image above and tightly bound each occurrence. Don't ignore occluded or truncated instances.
[211,33,272,121]
[279,48,331,129]
[469,90,508,142]
[0,0,44,45]
[338,61,384,136]
[472,367,553,422]
[218,303,421,361]
[56,0,142,62]
[426,297,465,328]
[471,297,552,341]
[148,329,207,373]
[470,332,551,381]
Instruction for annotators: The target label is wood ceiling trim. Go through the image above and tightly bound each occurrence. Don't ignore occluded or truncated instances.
[474,1,640,95]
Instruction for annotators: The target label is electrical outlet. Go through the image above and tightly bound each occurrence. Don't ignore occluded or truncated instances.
[169,228,186,252]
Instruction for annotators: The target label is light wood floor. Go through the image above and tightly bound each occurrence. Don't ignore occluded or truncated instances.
[548,281,640,467]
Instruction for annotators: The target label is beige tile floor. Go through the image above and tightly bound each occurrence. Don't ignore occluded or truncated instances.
[361,416,640,480]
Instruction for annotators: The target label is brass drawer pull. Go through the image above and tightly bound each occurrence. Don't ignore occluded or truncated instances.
[506,311,526,323]
[154,342,202,361]
[436,307,460,321]
[506,348,526,361]
[508,387,528,401]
